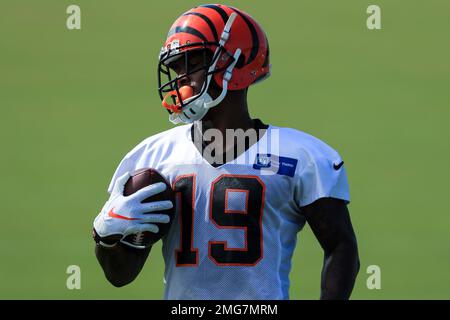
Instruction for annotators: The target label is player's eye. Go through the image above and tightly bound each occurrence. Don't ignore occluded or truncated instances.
[168,62,181,74]
[167,59,185,75]
[171,66,181,74]
[187,55,205,71]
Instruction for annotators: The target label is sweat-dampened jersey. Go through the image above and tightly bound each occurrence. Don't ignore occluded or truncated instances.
[106,123,350,300]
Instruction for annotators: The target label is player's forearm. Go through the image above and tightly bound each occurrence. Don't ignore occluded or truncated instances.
[95,243,151,287]
[320,239,360,300]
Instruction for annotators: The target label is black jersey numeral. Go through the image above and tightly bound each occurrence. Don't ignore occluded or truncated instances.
[173,175,198,266]
[173,174,265,267]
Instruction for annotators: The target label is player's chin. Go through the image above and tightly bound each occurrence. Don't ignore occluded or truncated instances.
[201,104,220,125]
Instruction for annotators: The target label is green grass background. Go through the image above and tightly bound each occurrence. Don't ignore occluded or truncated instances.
[1,0,449,299]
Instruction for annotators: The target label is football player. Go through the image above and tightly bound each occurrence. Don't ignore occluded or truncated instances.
[93,4,360,299]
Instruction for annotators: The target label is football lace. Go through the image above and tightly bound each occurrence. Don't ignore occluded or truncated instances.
[133,232,145,245]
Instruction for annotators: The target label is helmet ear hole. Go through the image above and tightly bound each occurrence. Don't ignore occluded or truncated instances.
[209,75,223,97]
[235,54,246,69]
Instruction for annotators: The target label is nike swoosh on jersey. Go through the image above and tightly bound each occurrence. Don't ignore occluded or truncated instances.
[333,161,344,170]
[108,208,140,221]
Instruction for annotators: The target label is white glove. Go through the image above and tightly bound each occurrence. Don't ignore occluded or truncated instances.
[93,171,173,248]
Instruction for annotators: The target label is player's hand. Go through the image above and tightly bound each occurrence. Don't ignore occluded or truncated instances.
[93,172,173,248]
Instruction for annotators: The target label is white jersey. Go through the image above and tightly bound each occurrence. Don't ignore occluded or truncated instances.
[106,124,350,300]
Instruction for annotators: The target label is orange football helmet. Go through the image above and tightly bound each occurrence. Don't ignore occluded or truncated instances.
[158,4,271,124]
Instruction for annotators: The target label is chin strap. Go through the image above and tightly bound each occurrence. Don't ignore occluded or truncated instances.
[204,48,241,110]
[219,12,237,46]
[202,12,238,93]
[200,12,240,110]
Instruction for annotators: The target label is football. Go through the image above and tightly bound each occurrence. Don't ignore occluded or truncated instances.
[122,168,175,247]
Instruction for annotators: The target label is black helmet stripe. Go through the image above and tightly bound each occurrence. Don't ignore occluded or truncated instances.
[200,4,229,25]
[230,7,259,65]
[183,12,219,43]
[262,36,270,68]
[168,26,207,42]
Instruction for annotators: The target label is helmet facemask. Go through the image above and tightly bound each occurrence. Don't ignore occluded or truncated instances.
[158,45,221,122]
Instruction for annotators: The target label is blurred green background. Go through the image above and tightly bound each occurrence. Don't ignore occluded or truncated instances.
[1,0,449,299]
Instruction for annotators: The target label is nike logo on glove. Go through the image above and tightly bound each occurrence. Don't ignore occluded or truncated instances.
[108,208,140,221]
[333,161,344,170]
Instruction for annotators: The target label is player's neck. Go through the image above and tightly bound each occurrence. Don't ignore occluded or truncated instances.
[199,91,254,134]
[201,110,253,135]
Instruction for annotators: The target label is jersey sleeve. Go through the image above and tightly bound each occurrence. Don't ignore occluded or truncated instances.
[106,155,133,194]
[295,144,350,207]
[106,143,148,194]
